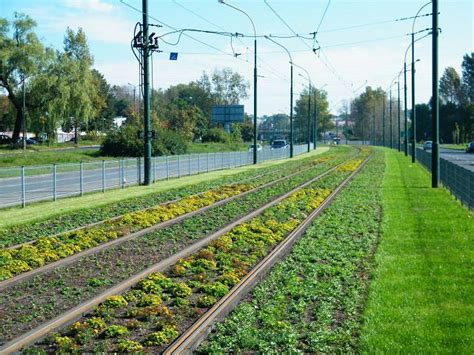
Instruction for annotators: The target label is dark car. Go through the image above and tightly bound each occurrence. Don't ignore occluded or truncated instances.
[12,137,38,146]
[271,139,289,150]
[423,141,433,151]
[0,134,11,144]
[466,142,474,153]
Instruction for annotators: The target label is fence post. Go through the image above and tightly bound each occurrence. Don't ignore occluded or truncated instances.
[21,166,26,208]
[207,153,210,173]
[137,157,141,185]
[102,160,106,193]
[214,152,217,171]
[120,159,127,189]
[178,155,181,178]
[197,154,200,175]
[166,156,170,180]
[80,162,84,196]
[221,152,224,170]
[53,163,57,201]
[188,154,191,176]
[153,156,156,183]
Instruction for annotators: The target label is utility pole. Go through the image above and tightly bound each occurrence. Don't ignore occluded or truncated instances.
[404,62,408,156]
[142,0,152,185]
[398,80,401,152]
[307,84,311,153]
[382,94,386,147]
[22,76,26,150]
[345,110,348,145]
[432,0,440,187]
[313,91,317,149]
[411,32,416,163]
[390,88,393,149]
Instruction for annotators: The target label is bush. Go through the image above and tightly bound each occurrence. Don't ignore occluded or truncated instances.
[202,128,231,143]
[100,125,187,157]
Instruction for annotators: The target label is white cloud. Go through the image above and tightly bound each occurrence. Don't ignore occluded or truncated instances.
[63,0,115,13]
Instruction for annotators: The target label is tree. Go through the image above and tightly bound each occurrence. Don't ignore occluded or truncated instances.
[63,27,99,142]
[0,13,51,140]
[198,68,249,105]
[461,52,474,104]
[294,87,331,142]
[439,67,462,104]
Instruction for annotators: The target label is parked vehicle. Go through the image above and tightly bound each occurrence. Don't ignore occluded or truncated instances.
[270,139,289,150]
[0,134,11,144]
[248,144,262,152]
[466,142,474,153]
[423,141,432,151]
[12,137,38,147]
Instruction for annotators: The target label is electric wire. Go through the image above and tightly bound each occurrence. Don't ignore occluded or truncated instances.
[312,0,331,48]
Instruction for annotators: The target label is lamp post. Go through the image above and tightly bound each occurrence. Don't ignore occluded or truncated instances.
[128,83,139,118]
[432,0,439,187]
[219,0,258,164]
[264,36,294,158]
[294,65,312,153]
[397,79,401,152]
[411,1,432,163]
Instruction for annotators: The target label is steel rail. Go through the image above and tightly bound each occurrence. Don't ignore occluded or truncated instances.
[2,149,339,251]
[165,153,372,354]
[0,152,363,354]
[0,157,335,290]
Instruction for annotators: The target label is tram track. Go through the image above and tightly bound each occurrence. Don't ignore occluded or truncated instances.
[0,152,366,354]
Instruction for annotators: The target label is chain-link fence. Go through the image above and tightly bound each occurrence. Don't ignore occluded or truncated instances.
[416,148,473,210]
[0,145,310,208]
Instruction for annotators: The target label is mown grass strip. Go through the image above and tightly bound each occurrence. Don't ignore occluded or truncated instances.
[358,148,474,353]
[198,149,383,353]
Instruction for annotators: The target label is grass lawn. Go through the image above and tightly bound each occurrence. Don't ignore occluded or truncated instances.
[0,149,109,169]
[441,144,468,150]
[0,147,329,229]
[358,148,474,353]
[187,141,251,153]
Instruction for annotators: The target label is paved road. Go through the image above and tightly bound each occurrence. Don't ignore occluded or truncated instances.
[0,146,306,208]
[418,147,474,172]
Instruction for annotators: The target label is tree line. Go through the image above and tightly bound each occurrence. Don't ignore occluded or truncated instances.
[349,53,474,144]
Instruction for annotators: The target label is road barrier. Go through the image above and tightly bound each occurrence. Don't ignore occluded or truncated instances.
[0,145,308,208]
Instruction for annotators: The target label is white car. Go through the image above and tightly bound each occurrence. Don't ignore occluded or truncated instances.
[248,144,262,152]
[271,140,289,150]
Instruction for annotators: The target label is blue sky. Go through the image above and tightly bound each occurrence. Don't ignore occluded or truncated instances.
[1,0,473,115]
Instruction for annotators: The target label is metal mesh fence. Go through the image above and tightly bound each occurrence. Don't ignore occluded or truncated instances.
[0,145,308,208]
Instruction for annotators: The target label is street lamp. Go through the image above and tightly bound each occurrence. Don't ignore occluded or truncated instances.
[410,1,432,163]
[218,0,258,164]
[264,36,294,158]
[128,83,139,118]
[432,0,440,188]
[294,65,312,153]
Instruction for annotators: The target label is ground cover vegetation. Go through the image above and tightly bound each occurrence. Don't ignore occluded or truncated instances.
[0,184,254,280]
[0,148,356,344]
[199,149,383,353]
[0,147,346,248]
[25,152,369,352]
[358,149,474,353]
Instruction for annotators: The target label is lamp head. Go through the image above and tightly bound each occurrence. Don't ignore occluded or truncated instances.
[218,0,225,3]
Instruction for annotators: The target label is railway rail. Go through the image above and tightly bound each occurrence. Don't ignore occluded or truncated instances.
[165,154,371,354]
[0,153,346,290]
[0,151,366,353]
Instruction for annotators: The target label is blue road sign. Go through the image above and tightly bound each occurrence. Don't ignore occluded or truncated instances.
[170,52,178,60]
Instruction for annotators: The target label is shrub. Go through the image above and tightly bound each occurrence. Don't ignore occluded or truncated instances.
[100,125,188,157]
[202,128,231,143]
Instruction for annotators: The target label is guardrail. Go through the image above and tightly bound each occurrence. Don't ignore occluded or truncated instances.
[0,145,309,208]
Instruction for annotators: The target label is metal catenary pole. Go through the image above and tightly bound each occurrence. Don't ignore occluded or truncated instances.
[307,83,311,152]
[142,0,152,184]
[411,32,416,163]
[390,88,393,149]
[432,0,440,187]
[398,80,401,152]
[313,90,317,149]
[404,62,408,156]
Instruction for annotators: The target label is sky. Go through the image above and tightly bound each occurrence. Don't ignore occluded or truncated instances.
[1,0,473,116]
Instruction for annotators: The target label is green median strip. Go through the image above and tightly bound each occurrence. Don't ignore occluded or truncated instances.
[358,148,474,353]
